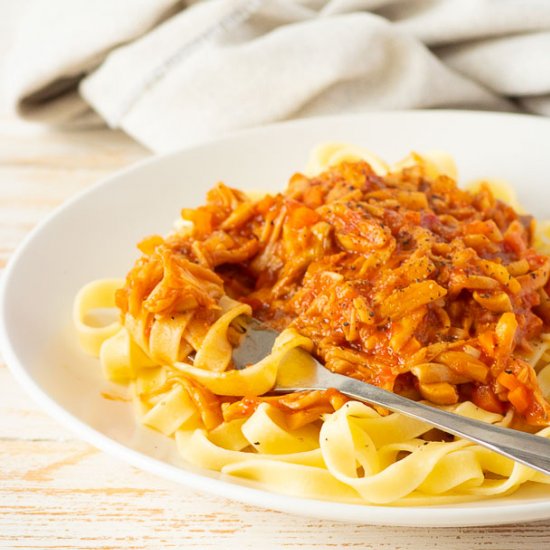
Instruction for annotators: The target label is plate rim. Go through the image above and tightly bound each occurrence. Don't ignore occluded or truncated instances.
[2,109,550,527]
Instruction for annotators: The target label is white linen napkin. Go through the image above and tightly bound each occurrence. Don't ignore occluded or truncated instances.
[5,0,550,151]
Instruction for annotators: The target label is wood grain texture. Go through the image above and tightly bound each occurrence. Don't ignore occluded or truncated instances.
[0,116,549,549]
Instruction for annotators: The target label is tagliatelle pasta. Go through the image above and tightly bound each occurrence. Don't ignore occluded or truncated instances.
[74,143,550,505]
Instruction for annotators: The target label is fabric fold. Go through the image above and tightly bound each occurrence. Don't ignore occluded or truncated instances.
[3,0,550,151]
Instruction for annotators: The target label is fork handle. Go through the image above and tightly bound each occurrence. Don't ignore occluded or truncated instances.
[329,372,550,476]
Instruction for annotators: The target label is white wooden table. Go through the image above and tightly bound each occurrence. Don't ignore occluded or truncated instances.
[1,117,549,549]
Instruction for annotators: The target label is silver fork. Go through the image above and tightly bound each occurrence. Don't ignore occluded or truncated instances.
[233,319,550,476]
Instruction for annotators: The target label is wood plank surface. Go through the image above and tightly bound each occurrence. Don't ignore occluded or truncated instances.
[0,116,549,549]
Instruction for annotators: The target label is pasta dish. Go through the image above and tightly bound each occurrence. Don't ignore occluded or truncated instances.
[74,144,550,505]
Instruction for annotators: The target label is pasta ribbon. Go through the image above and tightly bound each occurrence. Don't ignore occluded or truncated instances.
[100,327,155,382]
[193,299,251,372]
[173,329,311,396]
[73,278,124,356]
[307,143,389,177]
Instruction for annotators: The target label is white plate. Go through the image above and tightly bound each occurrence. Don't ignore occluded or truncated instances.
[2,111,550,527]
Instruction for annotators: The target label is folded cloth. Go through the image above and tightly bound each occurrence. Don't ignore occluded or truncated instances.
[5,0,550,151]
